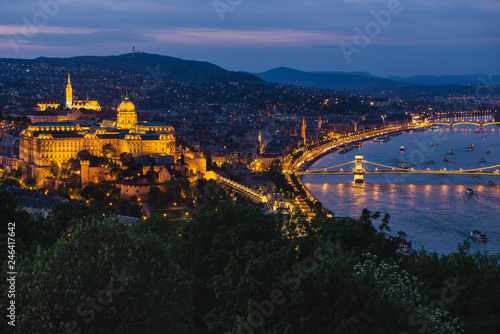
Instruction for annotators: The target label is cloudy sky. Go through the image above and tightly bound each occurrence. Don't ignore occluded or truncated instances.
[1,0,499,77]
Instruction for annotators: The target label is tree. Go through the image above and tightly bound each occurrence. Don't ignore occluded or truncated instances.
[24,178,36,188]
[9,168,22,180]
[38,201,97,246]
[146,165,159,183]
[0,191,36,257]
[77,150,91,160]
[119,152,134,166]
[49,161,60,178]
[102,143,117,159]
[168,203,281,332]
[15,216,194,333]
[109,167,124,187]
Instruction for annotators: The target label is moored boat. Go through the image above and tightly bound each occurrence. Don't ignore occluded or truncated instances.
[465,188,474,195]
[374,135,391,143]
[488,180,495,186]
[338,145,353,154]
[430,124,440,130]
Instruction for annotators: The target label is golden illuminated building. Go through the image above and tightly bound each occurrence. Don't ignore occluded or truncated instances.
[19,97,175,186]
[117,96,137,129]
[65,74,101,111]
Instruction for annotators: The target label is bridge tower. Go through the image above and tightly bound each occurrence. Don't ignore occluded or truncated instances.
[353,155,365,183]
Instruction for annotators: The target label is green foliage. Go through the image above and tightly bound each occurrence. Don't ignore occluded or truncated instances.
[1,196,499,333]
[36,201,97,247]
[101,143,117,159]
[0,177,21,188]
[12,216,194,333]
[264,170,297,197]
[0,191,35,258]
[9,168,22,180]
[119,152,134,166]
[109,167,124,186]
[145,165,159,183]
[168,203,281,332]
[49,161,60,178]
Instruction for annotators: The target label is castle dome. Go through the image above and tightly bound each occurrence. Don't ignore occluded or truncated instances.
[117,97,135,113]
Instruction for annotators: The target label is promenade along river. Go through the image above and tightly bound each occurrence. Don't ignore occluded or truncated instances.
[302,119,500,254]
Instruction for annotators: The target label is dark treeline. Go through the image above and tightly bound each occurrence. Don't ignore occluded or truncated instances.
[1,190,499,333]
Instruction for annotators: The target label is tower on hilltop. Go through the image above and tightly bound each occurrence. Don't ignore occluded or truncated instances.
[65,74,73,109]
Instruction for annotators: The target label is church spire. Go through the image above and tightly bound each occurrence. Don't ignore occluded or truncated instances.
[65,73,73,109]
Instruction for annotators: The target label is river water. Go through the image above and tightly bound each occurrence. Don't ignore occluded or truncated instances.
[303,116,500,254]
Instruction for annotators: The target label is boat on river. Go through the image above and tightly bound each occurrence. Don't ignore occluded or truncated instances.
[400,146,406,152]
[469,230,487,242]
[398,161,410,169]
[469,144,475,151]
[374,135,391,143]
[338,145,353,154]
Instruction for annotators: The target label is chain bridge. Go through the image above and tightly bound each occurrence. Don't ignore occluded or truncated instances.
[296,156,500,183]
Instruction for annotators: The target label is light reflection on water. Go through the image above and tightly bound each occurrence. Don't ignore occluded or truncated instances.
[303,120,500,254]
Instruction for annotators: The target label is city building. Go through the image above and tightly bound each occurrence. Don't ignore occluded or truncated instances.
[65,74,101,111]
[17,97,175,187]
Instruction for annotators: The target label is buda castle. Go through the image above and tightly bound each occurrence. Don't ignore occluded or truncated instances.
[16,76,176,186]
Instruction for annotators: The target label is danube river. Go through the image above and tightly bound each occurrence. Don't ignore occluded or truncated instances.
[302,119,500,254]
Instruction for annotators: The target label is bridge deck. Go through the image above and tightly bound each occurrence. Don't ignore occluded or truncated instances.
[297,171,500,176]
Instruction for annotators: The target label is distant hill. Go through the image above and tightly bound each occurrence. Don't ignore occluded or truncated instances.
[253,67,408,90]
[33,53,264,84]
[387,74,500,86]
[253,67,500,97]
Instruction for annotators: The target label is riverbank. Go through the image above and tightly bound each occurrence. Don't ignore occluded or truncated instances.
[286,123,422,216]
